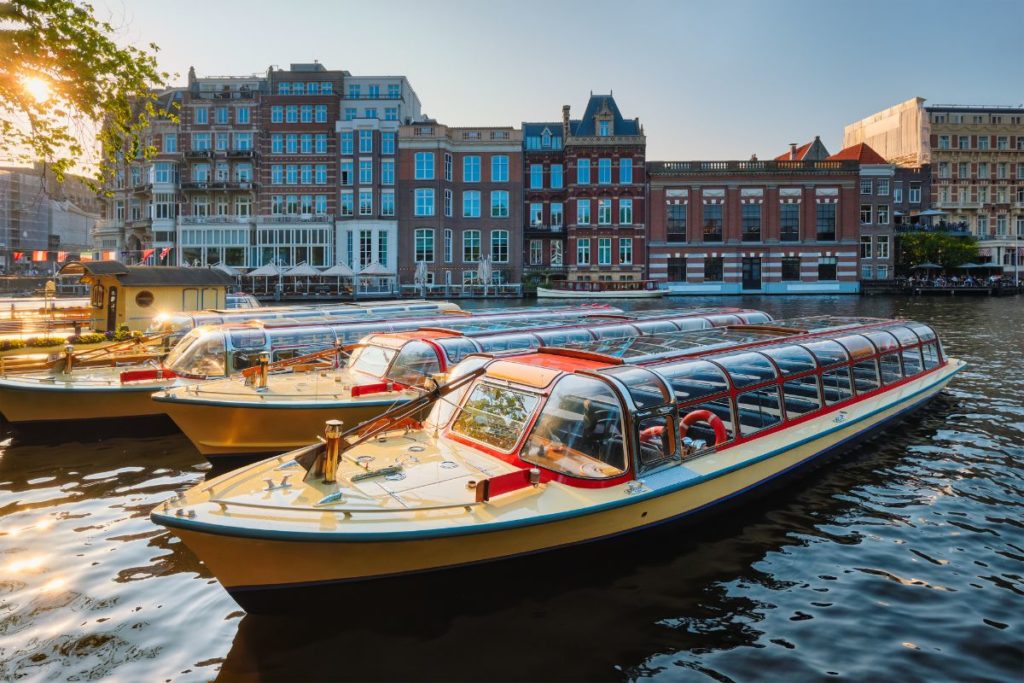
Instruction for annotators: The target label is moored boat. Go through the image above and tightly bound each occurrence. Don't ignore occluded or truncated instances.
[152,317,963,612]
[536,279,664,299]
[154,308,773,458]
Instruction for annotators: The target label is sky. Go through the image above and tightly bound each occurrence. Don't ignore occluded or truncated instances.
[96,0,1023,160]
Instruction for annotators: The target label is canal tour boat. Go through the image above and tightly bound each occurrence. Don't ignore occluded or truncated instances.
[536,279,664,299]
[151,317,963,611]
[0,304,618,433]
[153,309,773,459]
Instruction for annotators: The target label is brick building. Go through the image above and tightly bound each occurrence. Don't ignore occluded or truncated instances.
[828,143,896,281]
[521,121,568,283]
[397,122,523,291]
[647,159,861,293]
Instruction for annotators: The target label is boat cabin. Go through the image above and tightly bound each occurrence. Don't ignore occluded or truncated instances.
[425,319,947,490]
[59,261,235,332]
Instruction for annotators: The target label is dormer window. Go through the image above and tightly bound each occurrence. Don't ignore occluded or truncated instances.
[599,120,610,137]
[542,128,551,148]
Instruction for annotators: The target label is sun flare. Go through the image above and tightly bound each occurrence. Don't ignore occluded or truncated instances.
[22,76,52,103]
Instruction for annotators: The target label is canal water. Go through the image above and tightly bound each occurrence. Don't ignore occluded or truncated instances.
[0,296,1021,681]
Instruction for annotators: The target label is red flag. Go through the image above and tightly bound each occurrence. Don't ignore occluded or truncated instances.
[13,251,24,262]
[142,248,155,261]
[57,251,68,263]
[32,250,48,262]
[159,247,172,260]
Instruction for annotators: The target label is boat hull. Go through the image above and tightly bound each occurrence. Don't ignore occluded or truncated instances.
[157,396,416,458]
[0,377,174,425]
[157,363,959,610]
[536,287,663,299]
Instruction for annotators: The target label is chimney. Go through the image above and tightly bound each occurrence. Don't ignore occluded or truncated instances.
[789,143,797,160]
[562,105,570,140]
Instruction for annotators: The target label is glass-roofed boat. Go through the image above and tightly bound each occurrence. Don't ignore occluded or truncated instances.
[0,304,630,433]
[154,309,774,459]
[152,317,964,613]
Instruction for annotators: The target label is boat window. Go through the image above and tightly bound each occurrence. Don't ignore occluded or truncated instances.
[680,397,735,445]
[835,335,875,360]
[273,348,303,363]
[348,344,396,378]
[901,346,923,376]
[908,323,937,343]
[602,366,671,409]
[821,367,854,404]
[783,377,820,417]
[761,346,817,375]
[231,351,262,372]
[590,324,640,340]
[453,382,540,453]
[436,337,481,364]
[863,330,900,354]
[521,375,626,478]
[715,352,777,388]
[921,343,940,370]
[636,414,678,469]
[736,312,772,324]
[268,327,338,353]
[229,328,267,352]
[852,358,881,393]
[631,320,679,335]
[879,353,903,384]
[656,360,731,402]
[387,341,441,387]
[889,325,921,348]
[533,328,595,346]
[166,331,227,378]
[476,333,538,356]
[673,317,713,331]
[163,328,203,368]
[802,340,849,367]
[426,356,489,430]
[736,387,783,436]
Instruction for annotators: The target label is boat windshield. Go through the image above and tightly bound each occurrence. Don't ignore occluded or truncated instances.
[521,375,627,479]
[451,382,540,452]
[385,341,441,387]
[348,343,396,379]
[165,328,228,378]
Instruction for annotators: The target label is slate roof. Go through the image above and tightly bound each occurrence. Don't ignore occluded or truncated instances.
[827,143,888,164]
[570,94,641,136]
[774,136,830,161]
[59,261,234,286]
[522,122,565,137]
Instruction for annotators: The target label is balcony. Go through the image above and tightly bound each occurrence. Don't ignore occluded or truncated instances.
[183,149,213,159]
[227,149,257,158]
[525,224,565,235]
[180,215,252,225]
[256,214,334,224]
[648,159,859,175]
[193,89,257,100]
[895,222,972,236]
[181,180,256,192]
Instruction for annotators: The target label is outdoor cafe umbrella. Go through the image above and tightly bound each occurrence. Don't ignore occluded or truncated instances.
[213,263,241,278]
[285,262,322,291]
[911,262,942,270]
[246,262,282,294]
[321,262,355,291]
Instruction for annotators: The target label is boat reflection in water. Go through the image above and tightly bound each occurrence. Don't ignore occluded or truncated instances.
[154,308,772,459]
[153,316,963,613]
[0,304,622,434]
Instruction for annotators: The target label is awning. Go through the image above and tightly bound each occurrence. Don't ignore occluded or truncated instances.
[246,263,282,277]
[284,263,322,277]
[911,262,942,270]
[359,262,393,276]
[321,263,356,277]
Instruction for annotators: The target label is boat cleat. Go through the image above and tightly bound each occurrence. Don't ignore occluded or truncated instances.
[624,480,649,495]
[263,475,292,491]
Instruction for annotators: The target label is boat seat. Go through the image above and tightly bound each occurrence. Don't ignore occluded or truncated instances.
[783,396,819,416]
[736,407,781,431]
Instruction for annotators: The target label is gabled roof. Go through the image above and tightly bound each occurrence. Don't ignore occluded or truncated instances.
[570,94,641,137]
[775,136,830,161]
[827,143,888,164]
[522,122,564,137]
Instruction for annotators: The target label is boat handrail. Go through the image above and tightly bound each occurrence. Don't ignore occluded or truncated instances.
[205,496,484,514]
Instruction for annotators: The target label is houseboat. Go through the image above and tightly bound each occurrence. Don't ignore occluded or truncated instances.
[151,317,962,612]
[0,305,619,432]
[536,279,664,299]
[153,309,772,458]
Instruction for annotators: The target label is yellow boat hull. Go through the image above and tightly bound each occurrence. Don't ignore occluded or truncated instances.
[0,378,171,424]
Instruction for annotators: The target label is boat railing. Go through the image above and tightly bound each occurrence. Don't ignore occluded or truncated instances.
[204,496,484,515]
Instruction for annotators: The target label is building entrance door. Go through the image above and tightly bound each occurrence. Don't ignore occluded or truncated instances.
[741,257,762,290]
[106,286,118,331]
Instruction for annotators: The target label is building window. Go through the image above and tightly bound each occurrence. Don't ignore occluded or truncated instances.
[359,160,372,185]
[339,191,354,216]
[704,257,723,281]
[877,179,890,196]
[597,237,612,265]
[577,159,591,184]
[780,203,799,241]
[530,164,543,189]
[192,133,210,151]
[597,199,612,225]
[154,162,172,184]
[359,190,373,215]
[978,136,990,151]
[619,199,633,225]
[667,204,686,241]
[490,190,509,218]
[343,108,356,121]
[463,230,480,262]
[444,189,453,217]
[551,202,564,228]
[577,238,591,265]
[909,183,921,204]
[415,152,435,180]
[878,205,889,225]
[414,188,435,216]
[577,199,591,225]
[463,156,480,182]
[619,158,633,184]
[876,264,889,279]
[162,134,177,153]
[818,257,837,281]
[444,229,453,263]
[781,257,801,281]
[619,238,633,265]
[380,190,395,216]
[893,184,903,204]
[816,203,836,240]
[315,164,327,185]
[598,158,612,184]
[529,239,543,265]
[860,235,873,258]
[491,155,509,182]
[599,120,610,137]
[384,108,398,121]
[861,263,874,280]
[550,164,563,189]
[937,135,950,149]
[315,105,327,123]
[958,135,969,149]
[997,136,1009,150]
[530,202,543,227]
[414,229,434,262]
[364,108,377,119]
[285,106,297,123]
[860,204,873,224]
[491,230,509,263]
[341,131,353,155]
[381,132,395,155]
[860,178,872,194]
[195,107,209,124]
[703,204,723,242]
[215,132,229,151]
[285,165,298,184]
[463,191,481,218]
[359,130,373,154]
[741,204,761,241]
[877,235,890,259]
[381,160,395,185]
[444,153,453,182]
[340,160,353,186]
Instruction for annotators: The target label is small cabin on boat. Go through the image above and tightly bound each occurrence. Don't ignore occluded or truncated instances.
[58,261,234,332]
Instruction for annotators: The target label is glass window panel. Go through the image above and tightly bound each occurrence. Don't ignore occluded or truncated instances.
[835,334,876,360]
[680,397,735,445]
[761,345,817,375]
[591,324,642,340]
[602,366,671,410]
[908,324,937,342]
[889,325,921,348]
[802,340,849,366]
[476,334,538,356]
[534,328,595,346]
[901,347,923,376]
[714,352,777,387]
[852,359,881,392]
[636,414,678,469]
[921,343,940,370]
[454,383,540,452]
[631,320,680,335]
[386,341,441,387]
[782,377,821,417]
[435,338,480,364]
[821,367,854,404]
[656,360,730,403]
[736,387,783,436]
[864,330,900,354]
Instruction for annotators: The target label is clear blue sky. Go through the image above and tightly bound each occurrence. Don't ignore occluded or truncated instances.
[98,0,1023,160]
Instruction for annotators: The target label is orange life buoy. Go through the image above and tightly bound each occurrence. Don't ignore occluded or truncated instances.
[680,409,727,445]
